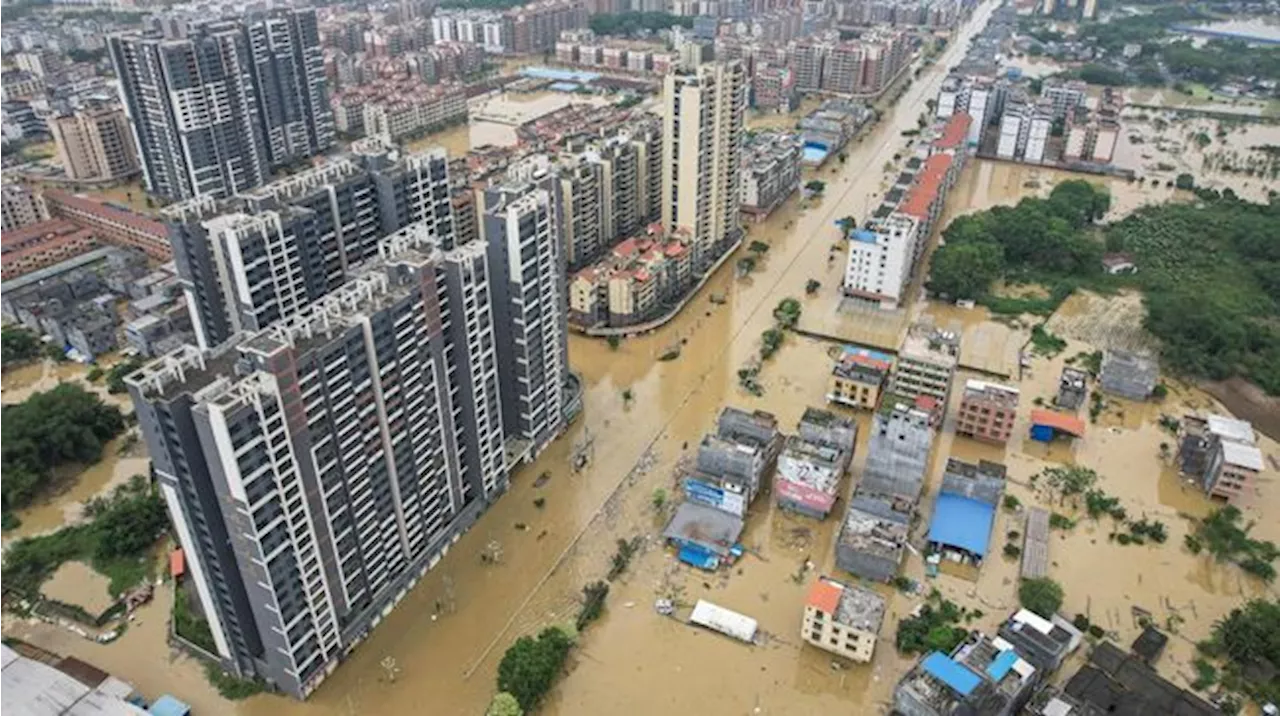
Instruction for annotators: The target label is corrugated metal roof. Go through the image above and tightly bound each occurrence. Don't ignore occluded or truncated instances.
[922,652,981,696]
[928,493,996,557]
[1030,409,1086,437]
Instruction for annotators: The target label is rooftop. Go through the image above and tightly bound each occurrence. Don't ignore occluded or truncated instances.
[962,379,1020,406]
[928,492,996,557]
[1030,409,1087,438]
[934,112,972,150]
[808,576,887,633]
[1064,642,1217,716]
[899,153,952,220]
[662,501,745,556]
[1207,414,1256,445]
[1221,441,1264,472]
[839,494,909,560]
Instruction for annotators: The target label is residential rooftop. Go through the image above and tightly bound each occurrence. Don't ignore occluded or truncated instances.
[962,379,1020,406]
[807,576,886,633]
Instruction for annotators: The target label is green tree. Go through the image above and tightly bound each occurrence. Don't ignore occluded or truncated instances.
[1175,173,1195,190]
[497,627,575,711]
[805,180,826,194]
[1019,577,1065,618]
[1041,465,1099,505]
[928,242,1004,300]
[487,693,524,716]
[1,325,43,366]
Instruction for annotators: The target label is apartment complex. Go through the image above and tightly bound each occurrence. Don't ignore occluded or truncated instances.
[162,143,455,350]
[49,102,139,182]
[361,84,468,142]
[124,141,572,699]
[480,158,570,460]
[109,9,334,201]
[802,576,886,663]
[740,130,802,222]
[431,0,587,54]
[663,61,747,273]
[567,229,694,328]
[787,30,910,96]
[956,379,1020,444]
[2,183,48,231]
[126,222,506,699]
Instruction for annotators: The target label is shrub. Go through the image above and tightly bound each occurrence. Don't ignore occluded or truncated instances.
[1019,577,1065,619]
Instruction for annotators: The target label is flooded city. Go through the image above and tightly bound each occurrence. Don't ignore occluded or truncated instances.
[3,1,1278,714]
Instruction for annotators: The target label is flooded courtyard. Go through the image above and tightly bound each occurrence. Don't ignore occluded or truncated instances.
[5,2,1277,714]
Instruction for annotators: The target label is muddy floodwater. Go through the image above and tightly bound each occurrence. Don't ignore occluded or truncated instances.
[8,2,1278,714]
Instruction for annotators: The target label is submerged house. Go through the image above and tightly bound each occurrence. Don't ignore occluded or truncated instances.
[926,459,1005,568]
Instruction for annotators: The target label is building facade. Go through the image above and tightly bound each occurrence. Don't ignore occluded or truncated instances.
[109,9,334,201]
[802,575,885,662]
[662,61,747,273]
[955,379,1020,444]
[126,226,506,699]
[2,183,49,231]
[50,102,140,182]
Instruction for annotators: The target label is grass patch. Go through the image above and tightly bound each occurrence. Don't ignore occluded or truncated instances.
[204,662,268,700]
[1030,324,1068,357]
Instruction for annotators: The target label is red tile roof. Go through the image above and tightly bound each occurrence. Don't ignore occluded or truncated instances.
[169,548,185,579]
[900,154,952,220]
[1030,409,1086,437]
[934,112,972,150]
[1,218,80,249]
[806,578,842,615]
[42,188,167,238]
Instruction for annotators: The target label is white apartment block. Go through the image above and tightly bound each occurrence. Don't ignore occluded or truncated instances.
[843,213,919,310]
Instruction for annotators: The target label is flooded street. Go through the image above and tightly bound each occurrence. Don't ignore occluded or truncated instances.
[7,2,1278,713]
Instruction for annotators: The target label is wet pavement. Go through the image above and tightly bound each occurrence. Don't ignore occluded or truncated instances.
[6,2,1278,713]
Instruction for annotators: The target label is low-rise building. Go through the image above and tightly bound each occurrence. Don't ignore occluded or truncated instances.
[1178,414,1265,505]
[740,131,802,222]
[1038,642,1218,716]
[361,83,468,142]
[926,458,1005,568]
[0,218,98,280]
[1099,349,1158,401]
[798,98,873,166]
[690,406,782,511]
[835,491,910,582]
[802,576,886,663]
[751,64,798,114]
[891,321,960,407]
[42,188,170,260]
[893,634,1039,716]
[996,608,1083,673]
[827,345,893,410]
[1056,366,1089,410]
[860,403,934,509]
[2,183,49,231]
[775,408,857,519]
[956,379,1019,444]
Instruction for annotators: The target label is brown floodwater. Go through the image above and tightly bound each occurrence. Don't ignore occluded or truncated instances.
[10,2,1278,713]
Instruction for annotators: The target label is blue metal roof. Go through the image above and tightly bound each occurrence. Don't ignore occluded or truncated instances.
[851,229,878,244]
[928,493,996,557]
[922,652,981,696]
[521,66,600,82]
[986,649,1019,680]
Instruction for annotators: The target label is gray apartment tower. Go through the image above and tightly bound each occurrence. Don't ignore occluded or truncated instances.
[109,9,335,201]
[163,143,453,349]
[127,222,507,699]
[480,157,570,462]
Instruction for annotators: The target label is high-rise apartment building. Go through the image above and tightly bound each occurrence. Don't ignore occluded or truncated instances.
[126,221,507,700]
[662,61,747,273]
[50,102,140,182]
[163,143,454,350]
[110,9,334,201]
[480,158,569,461]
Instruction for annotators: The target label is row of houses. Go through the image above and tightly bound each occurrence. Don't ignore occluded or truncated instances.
[843,112,970,310]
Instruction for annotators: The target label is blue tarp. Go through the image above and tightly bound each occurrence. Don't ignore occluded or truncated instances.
[922,652,981,696]
[928,493,996,558]
[1029,424,1055,442]
[986,649,1019,680]
[802,146,829,163]
[678,543,720,570]
[148,695,191,716]
[851,229,878,244]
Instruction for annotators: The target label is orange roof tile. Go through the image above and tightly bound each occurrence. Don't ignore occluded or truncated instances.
[807,578,842,615]
[169,548,185,578]
[899,153,952,219]
[1030,409,1086,437]
[934,112,972,150]
[613,237,640,258]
